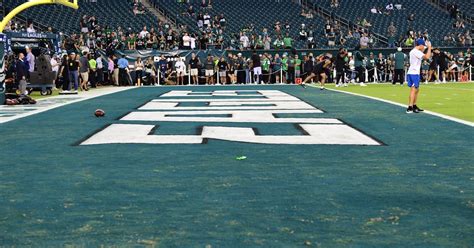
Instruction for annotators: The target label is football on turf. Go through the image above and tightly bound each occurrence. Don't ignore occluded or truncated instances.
[94,109,105,117]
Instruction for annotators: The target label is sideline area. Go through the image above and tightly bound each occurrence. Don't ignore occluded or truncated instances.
[0,86,134,124]
[321,82,474,123]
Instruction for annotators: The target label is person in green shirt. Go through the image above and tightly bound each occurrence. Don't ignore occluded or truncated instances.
[294,54,302,78]
[281,54,288,83]
[283,33,293,49]
[354,45,367,86]
[88,54,98,88]
[127,33,136,50]
[404,36,414,47]
[287,55,295,83]
[392,47,407,85]
[273,36,283,49]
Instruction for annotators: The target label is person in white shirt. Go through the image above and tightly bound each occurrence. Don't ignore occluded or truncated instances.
[139,26,149,39]
[360,34,369,48]
[26,23,36,33]
[190,35,196,50]
[175,57,186,85]
[96,56,104,85]
[50,55,60,89]
[386,3,394,11]
[134,57,144,86]
[240,33,249,49]
[182,33,191,50]
[406,38,432,113]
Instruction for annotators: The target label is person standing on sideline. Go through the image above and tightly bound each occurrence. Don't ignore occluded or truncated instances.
[88,53,97,88]
[406,38,432,114]
[96,55,104,86]
[205,54,215,85]
[392,47,406,85]
[353,45,367,86]
[135,57,144,86]
[251,51,262,84]
[79,51,90,91]
[294,54,302,80]
[67,52,79,92]
[107,56,114,85]
[25,47,35,78]
[188,53,200,85]
[335,48,348,87]
[261,53,271,84]
[175,57,186,85]
[58,54,70,91]
[217,57,228,85]
[113,55,120,86]
[118,55,129,86]
[50,54,60,89]
[15,53,28,95]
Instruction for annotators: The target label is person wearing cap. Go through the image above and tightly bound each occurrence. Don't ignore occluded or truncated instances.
[117,54,129,86]
[392,47,406,85]
[67,52,79,92]
[406,38,432,113]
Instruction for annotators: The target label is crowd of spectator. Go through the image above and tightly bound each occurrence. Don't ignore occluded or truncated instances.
[4,45,472,98]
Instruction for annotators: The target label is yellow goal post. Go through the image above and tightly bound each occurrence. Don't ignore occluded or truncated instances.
[0,0,79,33]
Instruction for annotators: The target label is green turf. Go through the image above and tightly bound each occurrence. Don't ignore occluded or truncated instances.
[325,82,474,122]
[0,85,472,247]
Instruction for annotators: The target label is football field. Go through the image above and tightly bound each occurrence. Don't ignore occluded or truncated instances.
[0,85,473,247]
[326,82,474,122]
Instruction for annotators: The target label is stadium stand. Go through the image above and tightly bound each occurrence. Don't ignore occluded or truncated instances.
[3,0,159,33]
[2,0,472,49]
[309,0,472,47]
[151,0,330,48]
[440,0,474,18]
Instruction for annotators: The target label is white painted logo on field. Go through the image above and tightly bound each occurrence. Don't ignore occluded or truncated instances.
[80,90,381,145]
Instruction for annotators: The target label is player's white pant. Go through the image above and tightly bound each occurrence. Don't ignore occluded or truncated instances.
[253,67,262,83]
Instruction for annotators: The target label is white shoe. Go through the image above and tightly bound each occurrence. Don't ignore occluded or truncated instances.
[335,84,340,87]
[360,83,367,87]
[344,83,348,87]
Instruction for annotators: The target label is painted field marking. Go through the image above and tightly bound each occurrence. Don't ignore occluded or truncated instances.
[320,86,474,127]
[0,87,135,124]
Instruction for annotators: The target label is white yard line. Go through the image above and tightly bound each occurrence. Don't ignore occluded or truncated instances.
[313,85,474,127]
[0,87,136,124]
